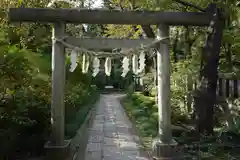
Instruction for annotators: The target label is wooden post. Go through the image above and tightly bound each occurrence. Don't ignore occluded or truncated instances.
[156,24,171,143]
[44,22,70,160]
[152,24,179,159]
[226,79,230,98]
[233,79,238,98]
[51,22,66,146]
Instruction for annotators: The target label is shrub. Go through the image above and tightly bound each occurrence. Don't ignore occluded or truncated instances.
[0,44,99,159]
[65,84,99,138]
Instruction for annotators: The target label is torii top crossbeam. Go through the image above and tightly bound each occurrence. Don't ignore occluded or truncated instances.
[9,8,211,26]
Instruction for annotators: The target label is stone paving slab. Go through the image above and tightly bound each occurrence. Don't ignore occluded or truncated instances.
[85,151,102,160]
[88,135,104,143]
[82,94,150,160]
[86,143,102,152]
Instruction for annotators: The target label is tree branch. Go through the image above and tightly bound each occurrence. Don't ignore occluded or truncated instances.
[141,25,155,38]
[173,0,205,12]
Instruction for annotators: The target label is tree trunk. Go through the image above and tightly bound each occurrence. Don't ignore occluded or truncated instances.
[172,30,179,63]
[225,13,232,68]
[184,26,194,113]
[184,26,191,57]
[193,4,224,134]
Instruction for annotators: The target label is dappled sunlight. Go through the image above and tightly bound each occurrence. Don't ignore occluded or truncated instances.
[1,0,240,159]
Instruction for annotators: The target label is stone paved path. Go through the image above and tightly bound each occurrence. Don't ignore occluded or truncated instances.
[83,94,150,160]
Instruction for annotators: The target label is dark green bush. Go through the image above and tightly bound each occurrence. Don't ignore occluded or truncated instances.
[0,88,51,159]
[123,89,189,138]
[0,44,99,159]
[65,85,99,138]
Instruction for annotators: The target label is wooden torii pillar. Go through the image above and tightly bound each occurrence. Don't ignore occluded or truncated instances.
[8,8,211,160]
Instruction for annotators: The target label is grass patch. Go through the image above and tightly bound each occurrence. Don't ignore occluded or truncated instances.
[122,92,240,159]
[121,96,156,153]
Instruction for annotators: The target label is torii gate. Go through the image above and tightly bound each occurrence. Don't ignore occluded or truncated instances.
[8,7,212,160]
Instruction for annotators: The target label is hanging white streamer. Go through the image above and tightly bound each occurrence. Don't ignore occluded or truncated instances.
[53,36,168,59]
[52,50,55,71]
[132,55,139,75]
[82,54,89,73]
[121,56,129,77]
[105,57,112,76]
[139,78,144,86]
[138,51,146,73]
[92,57,100,77]
[69,50,78,72]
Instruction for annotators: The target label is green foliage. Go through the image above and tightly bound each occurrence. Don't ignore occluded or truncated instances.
[0,16,100,158]
[65,86,99,138]
[94,71,107,90]
[65,99,98,138]
[65,84,99,123]
[123,92,158,138]
[0,42,99,158]
[0,0,239,159]
[0,43,51,158]
[104,0,240,158]
[92,58,133,90]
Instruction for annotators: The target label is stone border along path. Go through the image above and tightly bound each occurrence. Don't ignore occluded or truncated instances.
[81,94,150,160]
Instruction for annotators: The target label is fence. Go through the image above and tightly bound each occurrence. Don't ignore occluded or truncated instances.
[217,78,240,98]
